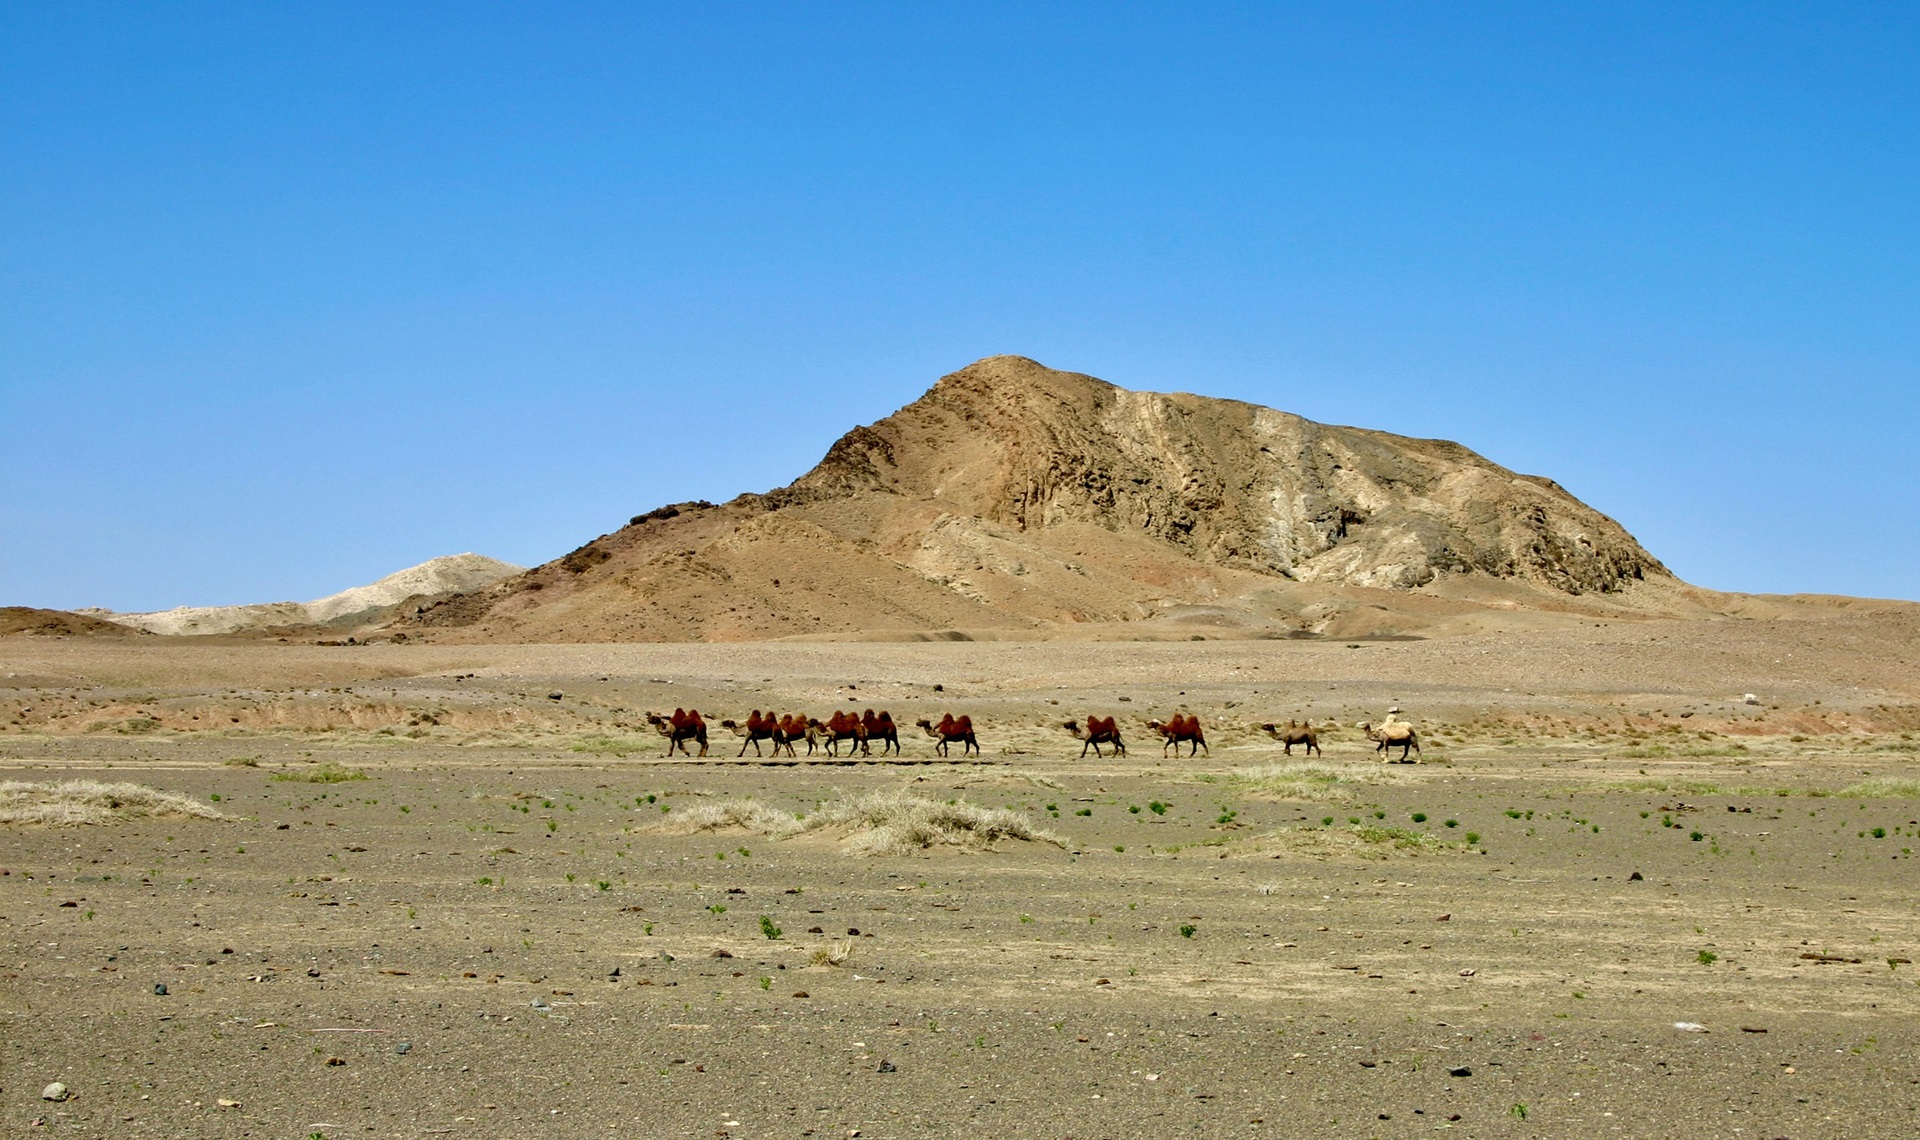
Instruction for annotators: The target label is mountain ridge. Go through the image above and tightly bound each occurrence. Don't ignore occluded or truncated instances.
[401,357,1720,643]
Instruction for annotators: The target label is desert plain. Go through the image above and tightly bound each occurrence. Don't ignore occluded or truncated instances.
[4,610,1920,1138]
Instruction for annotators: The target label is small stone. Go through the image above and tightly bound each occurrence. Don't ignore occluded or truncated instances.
[152,983,168,995]
[325,1056,346,1066]
[1448,1066,1472,1077]
[394,1042,412,1055]
[1629,871,1644,881]
[40,1083,70,1102]
[216,1098,241,1108]
[792,991,810,998]
[307,967,321,977]
[547,692,563,701]
[530,997,552,1012]
[876,1060,896,1073]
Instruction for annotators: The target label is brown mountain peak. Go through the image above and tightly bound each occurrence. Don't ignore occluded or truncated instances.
[403,358,1680,643]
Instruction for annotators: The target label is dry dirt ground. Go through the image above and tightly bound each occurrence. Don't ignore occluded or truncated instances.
[4,620,1920,1138]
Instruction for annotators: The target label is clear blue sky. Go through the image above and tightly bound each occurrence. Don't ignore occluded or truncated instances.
[4,2,1916,610]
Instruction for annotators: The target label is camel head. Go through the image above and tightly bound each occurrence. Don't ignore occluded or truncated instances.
[913,718,933,730]
[1061,720,1086,736]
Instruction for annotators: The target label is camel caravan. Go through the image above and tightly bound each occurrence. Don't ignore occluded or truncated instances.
[645,706,1419,762]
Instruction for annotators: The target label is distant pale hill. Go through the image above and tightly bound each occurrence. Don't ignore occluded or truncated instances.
[401,356,1767,644]
[93,554,524,636]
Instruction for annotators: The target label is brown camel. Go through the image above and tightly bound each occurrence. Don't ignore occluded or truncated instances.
[861,709,900,756]
[810,710,868,757]
[1146,713,1208,758]
[1260,720,1321,757]
[1361,720,1420,762]
[773,713,815,757]
[1063,715,1126,758]
[720,710,780,757]
[914,714,978,757]
[644,708,709,757]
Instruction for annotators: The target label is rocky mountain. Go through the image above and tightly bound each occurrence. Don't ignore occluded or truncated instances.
[92,554,524,636]
[403,357,1713,643]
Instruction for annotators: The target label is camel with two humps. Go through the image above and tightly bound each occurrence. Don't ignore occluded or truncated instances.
[644,708,709,757]
[862,709,900,756]
[810,710,868,757]
[1260,720,1321,757]
[915,713,978,757]
[1361,718,1420,762]
[1146,713,1208,757]
[720,710,784,757]
[1063,715,1126,758]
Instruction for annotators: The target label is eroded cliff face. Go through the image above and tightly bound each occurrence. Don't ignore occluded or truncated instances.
[787,356,1665,594]
[403,356,1681,643]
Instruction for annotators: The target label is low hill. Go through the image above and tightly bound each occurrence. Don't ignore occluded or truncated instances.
[95,554,524,637]
[0,607,152,638]
[403,356,1747,644]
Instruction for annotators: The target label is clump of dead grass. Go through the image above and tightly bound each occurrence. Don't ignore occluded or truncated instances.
[0,780,229,826]
[269,762,368,783]
[664,800,807,835]
[1838,777,1920,798]
[809,940,856,966]
[1221,762,1405,797]
[653,791,1066,854]
[812,790,1066,855]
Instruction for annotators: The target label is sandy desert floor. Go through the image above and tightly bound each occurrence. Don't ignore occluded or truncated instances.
[4,617,1920,1138]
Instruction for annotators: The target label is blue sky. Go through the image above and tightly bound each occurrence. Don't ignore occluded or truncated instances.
[3,2,1916,610]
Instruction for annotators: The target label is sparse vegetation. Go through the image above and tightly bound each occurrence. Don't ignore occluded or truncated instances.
[0,780,230,826]
[270,763,367,784]
[656,791,1066,854]
[1226,763,1403,796]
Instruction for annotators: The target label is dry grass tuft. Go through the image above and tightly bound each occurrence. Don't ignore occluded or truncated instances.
[1838,778,1920,798]
[0,780,229,826]
[808,940,856,967]
[652,791,1065,854]
[1225,762,1405,797]
[808,791,1066,855]
[659,800,805,835]
[269,762,368,784]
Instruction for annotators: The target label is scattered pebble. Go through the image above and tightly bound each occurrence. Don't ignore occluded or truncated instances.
[40,1083,69,1102]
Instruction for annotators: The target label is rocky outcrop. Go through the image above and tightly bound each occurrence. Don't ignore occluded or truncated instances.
[402,357,1681,642]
